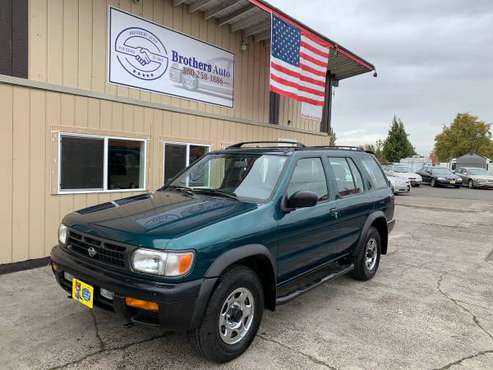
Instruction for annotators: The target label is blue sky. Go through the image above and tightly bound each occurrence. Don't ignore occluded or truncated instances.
[268,0,493,155]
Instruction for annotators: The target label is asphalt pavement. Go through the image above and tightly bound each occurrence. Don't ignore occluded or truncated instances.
[1,186,493,369]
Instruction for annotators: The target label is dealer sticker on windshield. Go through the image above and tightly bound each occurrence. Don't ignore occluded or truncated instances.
[72,278,94,309]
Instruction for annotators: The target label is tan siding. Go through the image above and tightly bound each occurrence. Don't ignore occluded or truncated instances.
[0,83,329,263]
[0,0,334,264]
[27,0,319,133]
[0,85,13,263]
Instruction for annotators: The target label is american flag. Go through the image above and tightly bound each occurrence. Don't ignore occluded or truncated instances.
[270,15,331,107]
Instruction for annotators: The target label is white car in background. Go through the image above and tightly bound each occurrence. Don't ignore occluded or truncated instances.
[389,164,422,187]
[386,174,411,194]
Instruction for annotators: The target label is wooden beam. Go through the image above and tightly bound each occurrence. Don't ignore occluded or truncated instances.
[205,0,240,20]
[189,0,214,13]
[173,0,187,7]
[218,5,257,26]
[244,21,271,38]
[231,13,264,32]
[255,30,271,42]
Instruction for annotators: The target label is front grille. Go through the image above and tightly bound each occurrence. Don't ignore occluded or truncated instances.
[67,230,128,268]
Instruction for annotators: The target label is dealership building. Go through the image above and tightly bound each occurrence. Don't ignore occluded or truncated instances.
[0,0,374,267]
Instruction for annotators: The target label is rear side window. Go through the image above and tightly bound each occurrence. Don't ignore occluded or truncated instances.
[287,158,328,200]
[360,156,388,190]
[327,157,363,197]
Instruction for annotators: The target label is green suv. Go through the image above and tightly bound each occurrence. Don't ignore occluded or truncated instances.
[50,141,395,362]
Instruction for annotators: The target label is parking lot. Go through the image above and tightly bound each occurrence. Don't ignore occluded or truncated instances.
[1,186,493,370]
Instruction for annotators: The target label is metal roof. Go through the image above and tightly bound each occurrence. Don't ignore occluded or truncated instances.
[173,0,375,80]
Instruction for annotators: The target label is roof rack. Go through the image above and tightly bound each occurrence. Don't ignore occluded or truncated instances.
[308,145,364,151]
[227,141,305,149]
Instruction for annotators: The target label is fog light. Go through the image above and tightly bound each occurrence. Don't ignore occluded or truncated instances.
[100,288,114,301]
[125,297,159,312]
[64,272,73,282]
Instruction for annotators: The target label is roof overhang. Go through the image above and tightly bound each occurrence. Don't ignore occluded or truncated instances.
[174,0,375,80]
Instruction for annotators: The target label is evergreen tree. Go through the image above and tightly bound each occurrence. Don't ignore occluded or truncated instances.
[382,116,416,162]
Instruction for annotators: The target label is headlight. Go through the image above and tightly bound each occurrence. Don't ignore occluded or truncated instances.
[456,178,462,182]
[58,224,68,244]
[437,177,446,181]
[131,249,194,276]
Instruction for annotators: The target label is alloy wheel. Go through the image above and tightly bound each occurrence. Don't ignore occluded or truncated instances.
[218,287,255,345]
[365,238,378,271]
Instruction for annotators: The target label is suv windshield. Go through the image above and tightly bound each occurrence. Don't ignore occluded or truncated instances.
[166,153,287,202]
[468,168,488,175]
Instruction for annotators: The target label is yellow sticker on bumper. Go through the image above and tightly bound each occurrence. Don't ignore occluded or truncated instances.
[72,278,94,309]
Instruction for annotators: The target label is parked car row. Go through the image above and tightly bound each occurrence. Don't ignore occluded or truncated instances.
[382,163,493,193]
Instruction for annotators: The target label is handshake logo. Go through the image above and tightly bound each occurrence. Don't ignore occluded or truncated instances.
[114,27,168,81]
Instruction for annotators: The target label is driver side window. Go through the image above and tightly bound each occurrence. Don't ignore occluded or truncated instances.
[287,158,328,201]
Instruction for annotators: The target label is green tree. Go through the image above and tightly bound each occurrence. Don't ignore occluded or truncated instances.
[381,116,416,162]
[434,113,493,161]
[328,127,336,146]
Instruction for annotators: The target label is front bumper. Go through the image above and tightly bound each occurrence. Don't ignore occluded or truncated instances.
[50,245,216,331]
[436,179,462,187]
[410,180,421,186]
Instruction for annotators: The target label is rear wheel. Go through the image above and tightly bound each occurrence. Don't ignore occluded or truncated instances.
[189,266,264,363]
[431,178,436,187]
[351,227,381,281]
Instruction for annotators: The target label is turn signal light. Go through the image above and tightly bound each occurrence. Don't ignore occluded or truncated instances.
[125,297,159,312]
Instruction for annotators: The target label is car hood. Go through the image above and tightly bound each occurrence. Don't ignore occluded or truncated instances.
[62,191,257,247]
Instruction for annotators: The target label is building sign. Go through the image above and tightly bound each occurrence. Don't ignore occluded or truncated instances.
[301,102,323,120]
[108,7,234,108]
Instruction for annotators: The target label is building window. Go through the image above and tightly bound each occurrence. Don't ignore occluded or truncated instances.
[269,92,280,124]
[0,0,28,78]
[163,142,210,183]
[59,133,146,193]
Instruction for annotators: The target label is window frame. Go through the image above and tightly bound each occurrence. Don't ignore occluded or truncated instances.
[358,155,390,191]
[57,132,148,194]
[162,141,211,185]
[285,156,330,203]
[326,156,365,199]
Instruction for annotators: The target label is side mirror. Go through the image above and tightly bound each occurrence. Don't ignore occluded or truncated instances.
[285,191,318,210]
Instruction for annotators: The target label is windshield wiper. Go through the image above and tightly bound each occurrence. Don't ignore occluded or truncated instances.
[166,185,195,197]
[191,188,239,200]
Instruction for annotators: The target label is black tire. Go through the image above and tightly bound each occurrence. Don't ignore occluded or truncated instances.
[351,226,381,281]
[189,266,264,363]
[415,183,420,187]
[468,180,474,189]
[431,178,436,187]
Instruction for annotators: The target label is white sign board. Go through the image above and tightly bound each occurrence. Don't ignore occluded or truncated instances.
[301,102,323,120]
[108,7,234,107]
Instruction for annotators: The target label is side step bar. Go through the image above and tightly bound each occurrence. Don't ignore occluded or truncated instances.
[276,264,354,305]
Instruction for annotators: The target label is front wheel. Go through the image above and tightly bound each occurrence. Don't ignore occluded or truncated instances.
[468,180,474,189]
[431,178,436,187]
[189,266,264,363]
[351,226,381,281]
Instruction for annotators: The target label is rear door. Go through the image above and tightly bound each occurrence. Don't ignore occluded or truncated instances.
[324,156,373,255]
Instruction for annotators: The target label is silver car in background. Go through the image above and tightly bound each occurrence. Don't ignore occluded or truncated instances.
[456,167,493,189]
[386,174,411,194]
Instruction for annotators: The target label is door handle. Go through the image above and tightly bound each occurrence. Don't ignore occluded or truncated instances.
[329,207,339,219]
